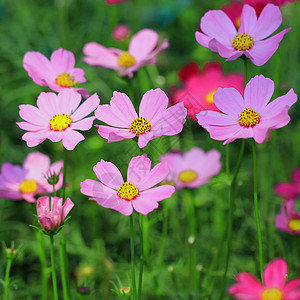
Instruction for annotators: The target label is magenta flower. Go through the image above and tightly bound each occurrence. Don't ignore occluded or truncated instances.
[274,168,300,200]
[36,196,74,231]
[0,152,63,203]
[196,4,290,66]
[23,48,89,98]
[275,200,300,234]
[80,154,175,216]
[112,24,130,41]
[106,0,129,4]
[228,258,300,299]
[83,29,169,78]
[17,89,100,150]
[95,88,187,148]
[160,147,222,190]
[197,75,297,145]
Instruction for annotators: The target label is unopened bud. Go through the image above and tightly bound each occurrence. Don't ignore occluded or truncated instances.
[168,265,174,272]
[5,248,17,259]
[196,264,203,272]
[188,236,195,245]
[77,286,91,295]
[46,169,60,186]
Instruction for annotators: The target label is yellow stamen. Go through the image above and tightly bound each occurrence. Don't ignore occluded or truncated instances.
[20,179,37,194]
[238,107,260,127]
[205,90,217,104]
[49,114,72,131]
[179,170,198,183]
[56,73,76,88]
[261,287,283,300]
[289,219,300,231]
[118,51,136,68]
[130,117,151,135]
[118,182,139,200]
[232,33,254,51]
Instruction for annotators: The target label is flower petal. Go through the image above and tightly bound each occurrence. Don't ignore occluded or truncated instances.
[96,125,135,142]
[19,104,49,126]
[23,152,50,181]
[127,154,151,186]
[61,129,85,150]
[238,4,257,35]
[263,258,288,287]
[138,185,175,202]
[71,93,100,121]
[50,48,75,74]
[22,130,49,147]
[197,110,237,127]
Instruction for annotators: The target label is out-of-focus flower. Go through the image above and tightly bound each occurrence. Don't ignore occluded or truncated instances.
[274,168,300,200]
[80,154,175,216]
[112,24,130,41]
[36,196,74,231]
[106,0,129,4]
[196,4,290,66]
[171,62,244,121]
[95,88,187,148]
[228,258,300,299]
[0,152,63,203]
[160,147,222,189]
[177,62,200,82]
[23,48,89,98]
[275,200,300,234]
[197,75,297,144]
[120,286,131,297]
[17,89,100,150]
[83,29,169,78]
[222,1,243,29]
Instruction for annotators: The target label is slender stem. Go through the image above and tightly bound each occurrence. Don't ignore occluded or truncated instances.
[62,148,67,201]
[3,258,12,300]
[252,139,264,280]
[130,214,136,300]
[244,58,248,86]
[226,144,230,177]
[50,236,59,300]
[138,214,144,300]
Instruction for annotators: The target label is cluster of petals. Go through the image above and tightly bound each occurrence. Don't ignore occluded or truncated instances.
[80,154,175,216]
[37,196,74,231]
[23,48,89,98]
[275,200,300,234]
[160,147,222,189]
[95,88,187,148]
[83,29,169,78]
[171,62,244,121]
[196,4,290,66]
[274,168,300,200]
[228,258,300,299]
[197,75,297,145]
[0,152,63,203]
[17,89,100,151]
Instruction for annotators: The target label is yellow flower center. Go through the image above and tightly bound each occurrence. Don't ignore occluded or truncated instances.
[289,219,300,231]
[19,179,37,194]
[117,182,139,200]
[232,33,254,51]
[179,170,198,183]
[205,90,217,104]
[238,107,260,127]
[56,73,76,88]
[49,113,72,131]
[261,287,283,300]
[118,51,136,68]
[130,117,151,135]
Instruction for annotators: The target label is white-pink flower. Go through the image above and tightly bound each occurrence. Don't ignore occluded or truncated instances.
[23,48,89,98]
[80,154,175,216]
[95,88,187,148]
[17,89,100,150]
[83,29,169,77]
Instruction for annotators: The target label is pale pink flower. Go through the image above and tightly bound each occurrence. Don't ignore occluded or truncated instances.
[228,258,300,299]
[160,147,222,190]
[197,75,297,144]
[83,29,169,78]
[275,200,300,234]
[196,4,290,66]
[36,196,74,231]
[0,152,63,203]
[23,48,89,98]
[112,24,130,41]
[95,88,187,148]
[17,89,100,150]
[80,154,175,216]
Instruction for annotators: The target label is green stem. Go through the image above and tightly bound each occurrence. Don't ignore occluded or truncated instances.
[130,214,136,300]
[50,236,59,300]
[252,139,264,280]
[3,258,13,300]
[62,148,67,201]
[138,214,144,300]
[244,58,248,85]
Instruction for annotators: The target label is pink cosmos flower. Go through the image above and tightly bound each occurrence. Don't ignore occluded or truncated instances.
[228,258,300,299]
[112,24,130,41]
[274,168,300,200]
[171,62,244,121]
[80,154,175,216]
[17,89,100,151]
[0,152,63,203]
[36,196,74,231]
[275,200,300,234]
[160,147,222,190]
[195,4,291,66]
[95,88,187,148]
[197,75,297,145]
[222,1,243,29]
[82,29,169,78]
[23,48,89,98]
[177,62,200,82]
